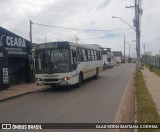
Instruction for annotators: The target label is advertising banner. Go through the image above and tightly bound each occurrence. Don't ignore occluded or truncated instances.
[0,27,31,57]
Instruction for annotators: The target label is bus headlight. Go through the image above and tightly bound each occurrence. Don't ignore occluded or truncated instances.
[36,78,43,81]
[61,77,70,81]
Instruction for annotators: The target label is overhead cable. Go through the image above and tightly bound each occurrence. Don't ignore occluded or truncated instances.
[32,22,131,32]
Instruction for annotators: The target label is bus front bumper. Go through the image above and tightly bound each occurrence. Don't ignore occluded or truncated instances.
[36,78,70,86]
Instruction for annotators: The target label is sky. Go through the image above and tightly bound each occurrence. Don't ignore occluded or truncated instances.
[0,0,160,57]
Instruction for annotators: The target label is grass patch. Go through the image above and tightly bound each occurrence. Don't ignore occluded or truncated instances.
[145,64,160,76]
[135,69,160,132]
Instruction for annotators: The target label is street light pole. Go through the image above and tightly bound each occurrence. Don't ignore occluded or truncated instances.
[112,16,140,61]
[112,16,135,31]
[29,20,35,82]
[112,16,136,61]
[30,20,32,46]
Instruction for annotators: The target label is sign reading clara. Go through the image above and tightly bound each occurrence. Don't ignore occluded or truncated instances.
[6,36,26,48]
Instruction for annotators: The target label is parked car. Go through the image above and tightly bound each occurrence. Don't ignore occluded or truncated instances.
[132,60,136,63]
[106,62,113,68]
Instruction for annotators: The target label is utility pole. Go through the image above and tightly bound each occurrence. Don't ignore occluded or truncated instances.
[135,0,139,60]
[136,0,141,61]
[126,0,143,61]
[30,20,34,82]
[124,35,125,62]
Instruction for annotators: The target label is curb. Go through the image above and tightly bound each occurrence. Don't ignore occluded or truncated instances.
[0,86,49,102]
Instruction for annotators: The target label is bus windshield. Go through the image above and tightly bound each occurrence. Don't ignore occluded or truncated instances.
[36,49,70,73]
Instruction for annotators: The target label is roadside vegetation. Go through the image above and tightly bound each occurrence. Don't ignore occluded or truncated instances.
[145,64,160,76]
[135,69,160,132]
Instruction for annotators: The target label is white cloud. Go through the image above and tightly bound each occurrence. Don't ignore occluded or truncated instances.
[0,0,159,55]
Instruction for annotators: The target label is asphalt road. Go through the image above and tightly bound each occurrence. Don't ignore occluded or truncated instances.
[0,63,135,131]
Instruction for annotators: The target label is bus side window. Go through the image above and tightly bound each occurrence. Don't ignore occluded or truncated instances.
[87,50,91,61]
[70,49,77,70]
[97,51,99,60]
[91,50,94,61]
[100,51,102,60]
[73,50,77,63]
[94,51,97,60]
[97,51,101,60]
[78,48,82,62]
[82,49,87,61]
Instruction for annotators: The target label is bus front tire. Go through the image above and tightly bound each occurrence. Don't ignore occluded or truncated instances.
[77,74,82,88]
[94,69,99,79]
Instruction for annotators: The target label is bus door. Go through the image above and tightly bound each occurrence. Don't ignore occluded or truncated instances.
[70,46,78,83]
[77,48,88,80]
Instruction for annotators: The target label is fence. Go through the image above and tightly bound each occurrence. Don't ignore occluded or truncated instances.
[142,55,160,68]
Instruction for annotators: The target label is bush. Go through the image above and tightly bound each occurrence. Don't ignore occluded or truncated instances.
[149,65,154,72]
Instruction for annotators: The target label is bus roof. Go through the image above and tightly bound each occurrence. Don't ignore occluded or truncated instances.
[36,41,102,51]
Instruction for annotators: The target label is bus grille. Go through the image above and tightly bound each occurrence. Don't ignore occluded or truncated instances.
[44,79,59,82]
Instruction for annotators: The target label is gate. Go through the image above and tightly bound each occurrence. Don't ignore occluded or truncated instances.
[8,57,29,87]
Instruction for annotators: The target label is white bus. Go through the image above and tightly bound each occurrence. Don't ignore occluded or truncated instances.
[34,41,103,87]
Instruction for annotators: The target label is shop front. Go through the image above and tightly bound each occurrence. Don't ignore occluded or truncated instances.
[0,27,32,89]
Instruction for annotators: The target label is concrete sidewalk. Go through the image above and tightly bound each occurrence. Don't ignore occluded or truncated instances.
[141,66,160,115]
[0,83,49,101]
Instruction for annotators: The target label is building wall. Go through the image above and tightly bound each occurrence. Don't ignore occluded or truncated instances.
[0,27,31,89]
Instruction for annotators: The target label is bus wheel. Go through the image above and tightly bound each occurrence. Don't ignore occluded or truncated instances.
[77,74,82,88]
[94,69,99,79]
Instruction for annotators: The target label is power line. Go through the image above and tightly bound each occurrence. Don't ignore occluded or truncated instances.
[32,22,131,32]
